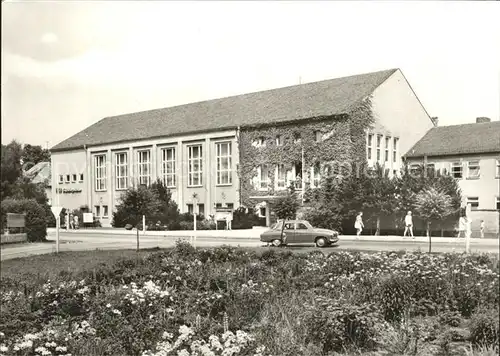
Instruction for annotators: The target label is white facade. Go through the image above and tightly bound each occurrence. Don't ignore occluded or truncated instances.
[51,130,240,227]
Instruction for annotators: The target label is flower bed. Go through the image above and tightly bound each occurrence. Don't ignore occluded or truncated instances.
[0,244,498,355]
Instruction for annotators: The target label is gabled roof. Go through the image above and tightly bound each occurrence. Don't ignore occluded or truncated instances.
[51,68,398,152]
[24,161,51,185]
[405,121,500,158]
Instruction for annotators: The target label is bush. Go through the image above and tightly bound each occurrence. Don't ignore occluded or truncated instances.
[304,298,382,353]
[1,198,47,241]
[469,308,499,347]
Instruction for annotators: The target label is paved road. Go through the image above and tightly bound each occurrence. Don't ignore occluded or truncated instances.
[1,231,498,261]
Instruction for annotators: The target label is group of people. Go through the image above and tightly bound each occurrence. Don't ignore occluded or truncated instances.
[354,211,486,238]
[64,212,79,230]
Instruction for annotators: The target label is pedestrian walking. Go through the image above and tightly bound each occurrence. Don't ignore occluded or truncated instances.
[403,211,414,238]
[74,214,79,230]
[466,217,472,240]
[65,212,70,231]
[480,220,485,239]
[354,212,364,238]
[457,216,466,238]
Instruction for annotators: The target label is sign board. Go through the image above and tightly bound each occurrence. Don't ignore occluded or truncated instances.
[214,208,233,221]
[83,213,94,223]
[50,206,63,218]
[7,213,25,228]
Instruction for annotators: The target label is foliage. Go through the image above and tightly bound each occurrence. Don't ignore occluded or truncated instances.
[231,207,265,229]
[149,179,180,226]
[113,185,161,228]
[0,198,48,241]
[415,187,453,236]
[273,186,300,220]
[469,308,499,347]
[0,248,498,356]
[1,140,24,200]
[21,144,50,171]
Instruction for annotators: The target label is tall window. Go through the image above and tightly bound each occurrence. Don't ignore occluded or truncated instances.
[496,197,500,210]
[312,162,321,187]
[451,162,463,179]
[95,154,106,191]
[376,135,382,162]
[367,134,373,160]
[137,150,151,186]
[315,131,322,142]
[385,137,391,162]
[393,138,399,163]
[276,135,284,146]
[162,147,176,188]
[79,174,84,182]
[94,205,101,217]
[276,164,286,189]
[216,142,232,185]
[467,161,480,179]
[102,205,109,218]
[293,132,301,144]
[59,175,64,184]
[496,159,500,178]
[115,152,128,190]
[467,197,479,210]
[188,145,203,186]
[257,165,270,190]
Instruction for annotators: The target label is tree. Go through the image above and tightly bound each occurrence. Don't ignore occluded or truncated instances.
[1,140,23,199]
[273,185,300,220]
[21,144,51,170]
[113,185,161,251]
[414,187,453,252]
[150,179,180,225]
[361,164,396,235]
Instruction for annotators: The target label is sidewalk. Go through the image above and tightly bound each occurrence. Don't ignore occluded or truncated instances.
[47,227,499,244]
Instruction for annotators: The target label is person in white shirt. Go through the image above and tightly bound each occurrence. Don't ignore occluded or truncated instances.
[457,216,466,238]
[354,212,364,238]
[403,211,414,238]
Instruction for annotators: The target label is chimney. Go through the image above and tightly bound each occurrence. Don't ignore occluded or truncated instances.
[476,117,491,124]
[431,116,439,127]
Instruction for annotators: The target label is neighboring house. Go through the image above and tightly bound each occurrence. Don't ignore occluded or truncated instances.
[24,161,52,205]
[50,68,434,227]
[405,118,500,238]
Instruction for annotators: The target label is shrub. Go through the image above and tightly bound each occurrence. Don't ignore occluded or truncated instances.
[1,198,47,241]
[304,298,382,353]
[469,308,499,347]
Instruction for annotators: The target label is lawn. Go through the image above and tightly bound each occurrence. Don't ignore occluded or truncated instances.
[0,242,499,356]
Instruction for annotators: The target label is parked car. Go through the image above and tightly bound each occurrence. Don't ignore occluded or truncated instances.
[260,220,339,247]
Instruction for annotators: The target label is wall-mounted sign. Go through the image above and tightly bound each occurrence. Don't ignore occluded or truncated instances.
[56,188,83,194]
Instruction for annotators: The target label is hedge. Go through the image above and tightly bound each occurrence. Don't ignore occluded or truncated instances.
[1,198,47,242]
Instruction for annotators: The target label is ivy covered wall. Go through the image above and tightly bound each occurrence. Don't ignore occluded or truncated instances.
[238,98,375,211]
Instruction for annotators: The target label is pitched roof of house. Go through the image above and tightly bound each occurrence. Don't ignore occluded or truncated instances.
[24,161,51,185]
[51,68,398,152]
[405,121,500,158]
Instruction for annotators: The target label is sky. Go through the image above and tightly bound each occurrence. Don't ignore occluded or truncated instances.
[2,1,500,149]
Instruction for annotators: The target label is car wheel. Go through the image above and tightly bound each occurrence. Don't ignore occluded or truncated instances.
[315,237,327,248]
[272,239,282,247]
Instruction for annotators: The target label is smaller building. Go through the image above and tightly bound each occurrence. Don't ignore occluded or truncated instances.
[24,161,52,205]
[405,117,500,238]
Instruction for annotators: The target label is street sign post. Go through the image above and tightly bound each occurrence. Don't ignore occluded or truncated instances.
[50,206,62,253]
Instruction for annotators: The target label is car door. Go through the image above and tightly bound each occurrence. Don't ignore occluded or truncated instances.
[294,222,313,244]
[282,222,296,244]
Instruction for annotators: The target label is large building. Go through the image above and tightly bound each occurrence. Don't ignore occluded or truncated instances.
[405,118,500,237]
[50,68,434,227]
